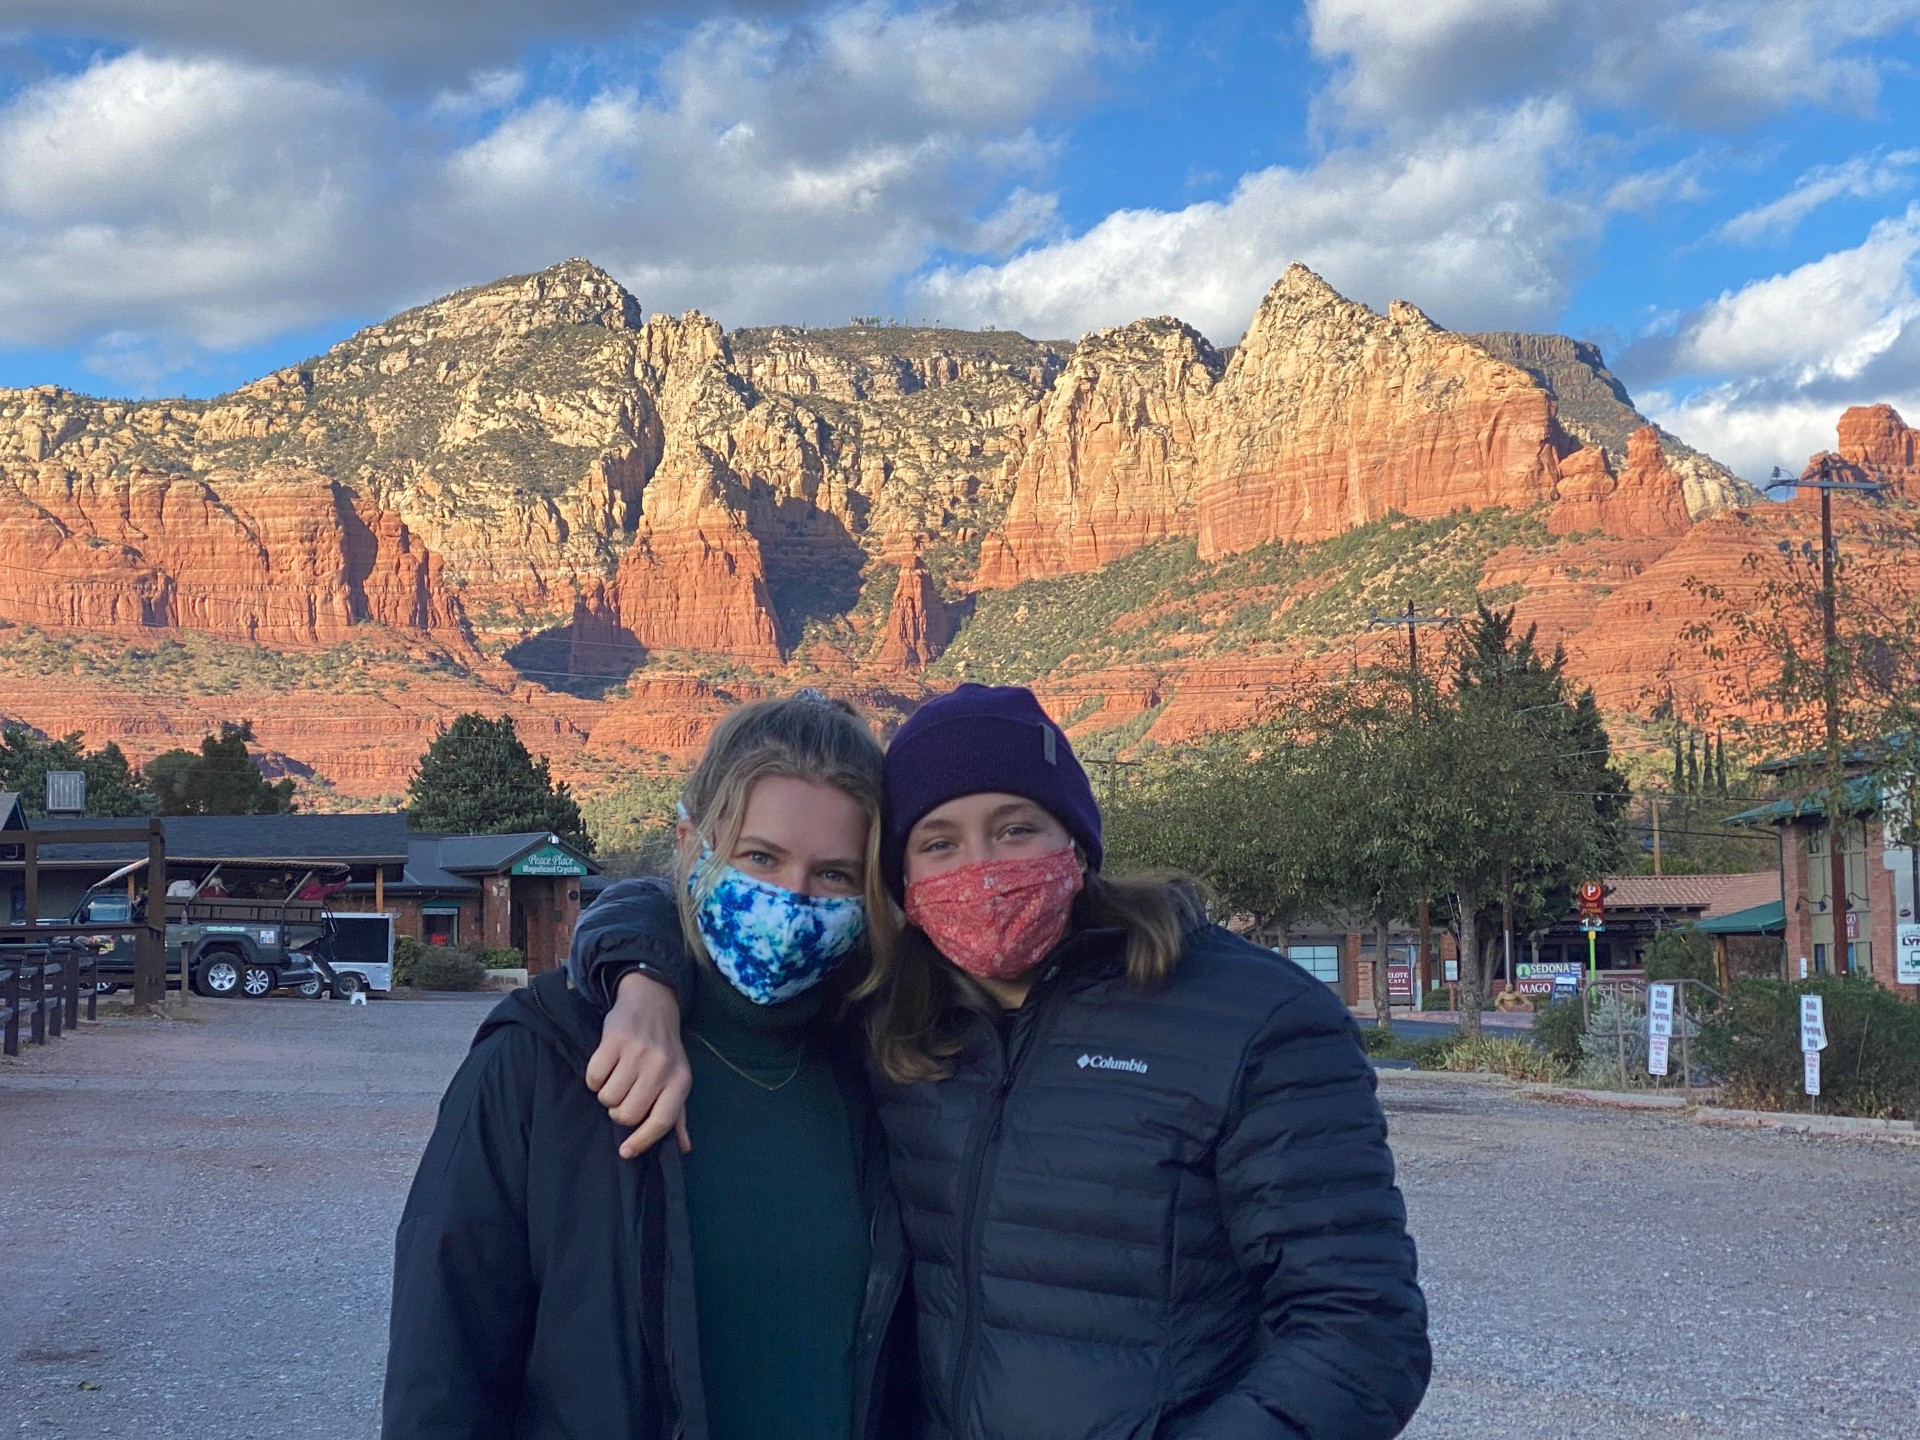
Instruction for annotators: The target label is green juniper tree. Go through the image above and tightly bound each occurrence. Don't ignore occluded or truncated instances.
[146,721,296,815]
[406,713,591,851]
[0,725,153,817]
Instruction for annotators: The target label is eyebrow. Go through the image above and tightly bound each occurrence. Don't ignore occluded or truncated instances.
[735,834,790,857]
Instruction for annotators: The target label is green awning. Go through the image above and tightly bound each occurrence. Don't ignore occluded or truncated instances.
[1724,776,1881,827]
[420,901,464,914]
[1699,900,1785,936]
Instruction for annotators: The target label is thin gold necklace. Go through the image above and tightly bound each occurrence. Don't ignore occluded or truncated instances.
[691,1031,804,1092]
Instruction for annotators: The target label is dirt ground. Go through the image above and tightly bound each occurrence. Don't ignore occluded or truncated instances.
[2,997,1915,1439]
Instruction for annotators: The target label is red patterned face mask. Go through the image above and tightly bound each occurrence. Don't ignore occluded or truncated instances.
[904,846,1085,982]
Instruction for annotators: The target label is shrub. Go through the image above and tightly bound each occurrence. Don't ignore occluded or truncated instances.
[1420,988,1453,1013]
[1401,1038,1456,1069]
[407,944,488,992]
[1444,1035,1568,1083]
[1358,1025,1399,1055]
[1531,997,1586,1069]
[393,934,424,985]
[1642,926,1718,987]
[479,946,525,970]
[1700,977,1920,1120]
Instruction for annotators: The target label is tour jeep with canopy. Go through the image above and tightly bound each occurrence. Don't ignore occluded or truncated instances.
[75,858,342,998]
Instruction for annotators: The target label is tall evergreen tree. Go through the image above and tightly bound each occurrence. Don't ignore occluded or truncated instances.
[0,725,153,818]
[147,722,296,815]
[406,713,591,851]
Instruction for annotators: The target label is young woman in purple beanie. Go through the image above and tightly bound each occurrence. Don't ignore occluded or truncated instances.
[584,684,1430,1440]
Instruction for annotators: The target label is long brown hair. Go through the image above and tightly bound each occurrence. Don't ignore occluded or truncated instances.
[674,691,899,977]
[858,864,1203,1085]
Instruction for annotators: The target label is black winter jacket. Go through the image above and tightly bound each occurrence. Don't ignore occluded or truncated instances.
[581,907,1429,1440]
[382,880,915,1440]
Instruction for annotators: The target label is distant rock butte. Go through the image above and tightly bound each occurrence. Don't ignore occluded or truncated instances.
[1546,428,1693,539]
[4,256,1907,800]
[1835,404,1919,494]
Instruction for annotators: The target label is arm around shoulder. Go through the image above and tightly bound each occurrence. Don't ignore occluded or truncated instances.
[1171,982,1430,1440]
[382,1027,541,1440]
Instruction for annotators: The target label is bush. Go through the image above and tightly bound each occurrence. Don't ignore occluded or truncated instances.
[393,934,425,985]
[1643,926,1718,987]
[406,944,488,992]
[1401,1037,1456,1069]
[479,946,525,970]
[1358,1025,1399,1055]
[1443,1035,1569,1083]
[1700,977,1920,1119]
[1420,988,1453,1012]
[1531,997,1586,1069]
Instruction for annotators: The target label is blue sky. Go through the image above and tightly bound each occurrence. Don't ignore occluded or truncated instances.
[0,0,1916,478]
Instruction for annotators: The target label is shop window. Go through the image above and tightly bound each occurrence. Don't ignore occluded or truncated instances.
[423,910,459,946]
[1287,944,1341,984]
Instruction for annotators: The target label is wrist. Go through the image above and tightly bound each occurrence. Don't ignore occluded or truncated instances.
[616,966,680,1012]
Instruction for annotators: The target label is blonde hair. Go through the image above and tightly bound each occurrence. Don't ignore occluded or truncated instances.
[857,863,1202,1085]
[674,691,898,983]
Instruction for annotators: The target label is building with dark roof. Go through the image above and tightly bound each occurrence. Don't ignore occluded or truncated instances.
[332,830,596,973]
[2,811,598,974]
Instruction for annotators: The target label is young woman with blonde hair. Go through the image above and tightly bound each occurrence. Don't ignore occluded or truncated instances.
[382,691,913,1440]
[588,683,1430,1440]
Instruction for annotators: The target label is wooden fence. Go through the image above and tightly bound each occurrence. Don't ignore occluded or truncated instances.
[0,935,103,1057]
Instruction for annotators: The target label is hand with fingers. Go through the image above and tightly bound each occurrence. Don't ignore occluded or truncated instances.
[587,970,693,1159]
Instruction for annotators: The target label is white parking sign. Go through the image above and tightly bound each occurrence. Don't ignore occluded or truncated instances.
[1800,995,1828,1053]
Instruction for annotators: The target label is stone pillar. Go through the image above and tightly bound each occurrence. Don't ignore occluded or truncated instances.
[484,875,511,950]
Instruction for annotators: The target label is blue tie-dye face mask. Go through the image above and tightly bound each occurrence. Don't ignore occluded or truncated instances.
[688,857,868,1005]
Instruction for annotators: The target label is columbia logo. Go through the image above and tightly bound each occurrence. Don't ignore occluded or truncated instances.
[1077,1054,1149,1074]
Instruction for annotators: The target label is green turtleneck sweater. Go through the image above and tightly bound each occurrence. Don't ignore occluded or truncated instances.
[681,961,871,1440]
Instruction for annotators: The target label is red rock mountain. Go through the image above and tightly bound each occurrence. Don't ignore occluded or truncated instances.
[0,258,1889,806]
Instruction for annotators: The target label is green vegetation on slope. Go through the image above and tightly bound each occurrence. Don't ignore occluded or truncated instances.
[0,622,472,696]
[930,508,1553,685]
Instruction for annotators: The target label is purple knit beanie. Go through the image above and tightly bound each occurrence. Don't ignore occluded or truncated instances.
[882,684,1103,899]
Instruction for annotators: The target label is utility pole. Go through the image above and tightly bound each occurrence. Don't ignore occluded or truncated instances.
[1766,456,1888,975]
[1368,603,1460,1000]
[1368,601,1458,712]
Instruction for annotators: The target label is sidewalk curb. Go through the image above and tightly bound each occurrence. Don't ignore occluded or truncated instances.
[1516,1084,1689,1111]
[1692,1106,1920,1146]
[1380,1068,1920,1146]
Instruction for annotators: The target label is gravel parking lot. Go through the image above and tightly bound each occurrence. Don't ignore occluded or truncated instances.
[3,997,1917,1439]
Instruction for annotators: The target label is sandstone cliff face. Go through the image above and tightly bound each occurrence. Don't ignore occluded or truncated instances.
[975,319,1222,587]
[0,412,468,646]
[870,553,954,670]
[1195,269,1563,559]
[3,254,1795,807]
[1547,427,1694,539]
[1465,331,1751,518]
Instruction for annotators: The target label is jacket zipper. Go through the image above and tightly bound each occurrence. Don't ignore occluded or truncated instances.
[945,963,1067,1433]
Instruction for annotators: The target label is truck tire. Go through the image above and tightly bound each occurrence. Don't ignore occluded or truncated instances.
[331,971,363,1000]
[197,951,242,998]
[240,962,275,998]
[297,977,323,999]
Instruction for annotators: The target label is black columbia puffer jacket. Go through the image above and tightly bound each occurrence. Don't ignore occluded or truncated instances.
[581,906,1427,1440]
[879,921,1428,1440]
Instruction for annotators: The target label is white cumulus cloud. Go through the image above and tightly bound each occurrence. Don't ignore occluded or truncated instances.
[0,3,1100,385]
[1714,149,1920,244]
[913,100,1593,343]
[1639,207,1920,477]
[1306,0,1920,129]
